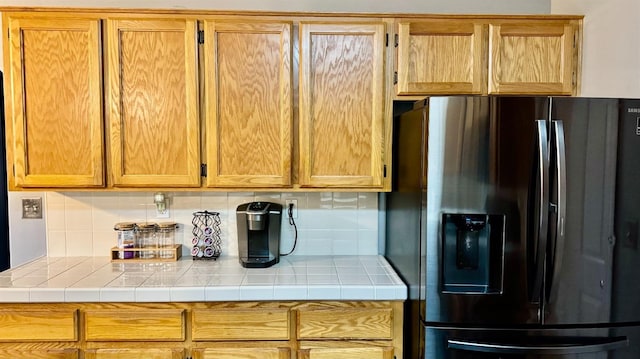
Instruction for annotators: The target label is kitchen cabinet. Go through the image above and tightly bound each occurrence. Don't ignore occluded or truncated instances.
[396,16,581,96]
[488,20,577,95]
[3,10,581,191]
[396,19,486,95]
[298,346,394,359]
[203,20,292,188]
[299,22,386,188]
[84,348,184,359]
[0,301,402,359]
[4,15,104,188]
[84,309,185,341]
[106,18,201,187]
[193,347,291,359]
[0,349,78,359]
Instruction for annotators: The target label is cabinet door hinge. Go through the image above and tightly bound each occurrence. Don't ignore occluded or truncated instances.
[385,33,389,47]
[393,72,398,85]
[197,30,204,44]
[573,32,577,48]
[383,164,387,178]
[572,71,576,86]
[200,163,207,177]
[394,33,399,47]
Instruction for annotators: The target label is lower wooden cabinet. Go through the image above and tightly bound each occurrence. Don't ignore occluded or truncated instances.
[84,309,185,341]
[192,308,289,341]
[0,348,78,359]
[0,309,77,341]
[193,347,290,359]
[0,301,403,359]
[85,348,184,359]
[298,346,393,359]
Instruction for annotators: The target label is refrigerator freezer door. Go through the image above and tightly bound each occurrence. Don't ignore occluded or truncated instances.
[426,326,639,359]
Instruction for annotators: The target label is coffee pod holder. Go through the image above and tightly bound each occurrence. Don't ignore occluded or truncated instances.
[191,210,221,260]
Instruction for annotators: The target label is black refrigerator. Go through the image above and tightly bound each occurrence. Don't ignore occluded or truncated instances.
[0,71,9,271]
[385,96,640,358]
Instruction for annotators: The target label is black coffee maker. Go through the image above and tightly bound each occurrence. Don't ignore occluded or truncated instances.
[236,202,282,268]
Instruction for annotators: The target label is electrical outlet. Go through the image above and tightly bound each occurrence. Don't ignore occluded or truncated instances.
[285,199,298,219]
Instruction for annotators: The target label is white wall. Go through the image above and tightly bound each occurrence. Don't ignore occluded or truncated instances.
[8,192,46,267]
[0,0,550,14]
[43,191,379,258]
[552,0,640,98]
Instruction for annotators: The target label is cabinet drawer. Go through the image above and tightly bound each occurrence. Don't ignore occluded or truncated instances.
[84,310,185,341]
[297,308,392,339]
[193,347,290,359]
[299,347,393,359]
[0,349,78,359]
[84,348,184,359]
[192,309,289,340]
[0,310,77,341]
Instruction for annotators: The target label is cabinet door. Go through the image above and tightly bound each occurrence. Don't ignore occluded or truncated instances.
[204,21,292,188]
[192,308,290,341]
[297,307,392,340]
[106,18,200,187]
[298,347,393,359]
[84,309,185,341]
[193,347,290,359]
[0,309,77,341]
[5,16,104,187]
[299,22,385,188]
[85,348,184,359]
[489,20,576,95]
[0,349,78,359]
[396,20,486,95]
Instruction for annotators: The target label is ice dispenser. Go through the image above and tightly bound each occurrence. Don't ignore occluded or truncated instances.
[442,213,505,294]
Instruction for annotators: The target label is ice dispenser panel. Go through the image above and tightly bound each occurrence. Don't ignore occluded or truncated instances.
[442,213,505,294]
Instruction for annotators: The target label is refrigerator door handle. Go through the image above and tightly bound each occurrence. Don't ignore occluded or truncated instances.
[448,336,628,355]
[528,120,550,303]
[548,120,567,302]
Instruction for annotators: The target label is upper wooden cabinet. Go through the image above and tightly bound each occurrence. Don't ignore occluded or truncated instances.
[396,17,581,96]
[299,22,386,188]
[203,20,292,188]
[4,16,104,188]
[3,11,582,191]
[489,20,576,95]
[396,19,486,95]
[106,18,201,187]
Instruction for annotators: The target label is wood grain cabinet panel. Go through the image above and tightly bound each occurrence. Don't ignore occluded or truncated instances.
[192,308,290,340]
[298,347,393,359]
[489,20,576,95]
[106,18,200,187]
[5,15,104,188]
[396,17,580,96]
[193,347,290,359]
[204,21,293,188]
[84,310,185,341]
[0,310,77,341]
[0,349,78,359]
[396,19,486,95]
[85,348,184,359]
[298,22,386,188]
[297,308,392,339]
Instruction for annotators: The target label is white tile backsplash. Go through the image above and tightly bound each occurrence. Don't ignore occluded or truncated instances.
[43,192,380,258]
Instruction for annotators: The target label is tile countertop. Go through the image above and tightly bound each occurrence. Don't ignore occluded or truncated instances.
[0,255,407,303]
